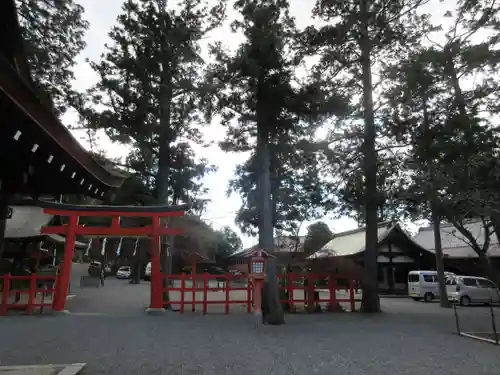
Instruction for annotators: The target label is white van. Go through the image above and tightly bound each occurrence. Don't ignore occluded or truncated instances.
[408,270,454,302]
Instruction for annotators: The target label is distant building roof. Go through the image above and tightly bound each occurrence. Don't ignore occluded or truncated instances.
[307,222,423,260]
[230,247,276,258]
[412,220,500,258]
[44,234,87,249]
[230,235,304,258]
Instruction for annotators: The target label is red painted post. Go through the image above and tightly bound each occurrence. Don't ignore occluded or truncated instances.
[349,279,355,312]
[180,273,185,314]
[27,274,36,315]
[225,273,230,314]
[202,272,208,315]
[150,215,163,309]
[246,278,252,313]
[52,215,78,312]
[1,274,10,315]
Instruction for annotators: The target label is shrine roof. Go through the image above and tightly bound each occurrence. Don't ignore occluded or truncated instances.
[0,0,126,198]
[229,248,276,258]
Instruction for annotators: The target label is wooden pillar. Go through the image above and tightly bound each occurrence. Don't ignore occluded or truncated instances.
[382,267,388,292]
[387,243,395,293]
[150,215,163,309]
[52,214,78,311]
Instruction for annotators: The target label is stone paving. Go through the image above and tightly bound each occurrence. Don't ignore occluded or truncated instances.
[0,264,499,375]
[0,364,85,375]
[0,365,61,375]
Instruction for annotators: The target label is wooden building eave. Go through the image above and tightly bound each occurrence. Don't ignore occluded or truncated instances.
[0,0,125,198]
[0,57,125,190]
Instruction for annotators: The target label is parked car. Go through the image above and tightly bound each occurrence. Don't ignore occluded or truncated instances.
[116,266,132,279]
[446,276,500,306]
[408,270,455,302]
[144,262,151,281]
[88,261,112,277]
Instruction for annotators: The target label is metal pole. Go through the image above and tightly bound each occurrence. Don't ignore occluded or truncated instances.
[489,305,498,345]
[453,304,460,334]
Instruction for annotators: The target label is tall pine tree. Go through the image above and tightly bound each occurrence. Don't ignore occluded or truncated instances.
[16,0,89,116]
[307,0,431,312]
[87,0,225,205]
[85,0,225,292]
[207,0,346,324]
[381,0,500,286]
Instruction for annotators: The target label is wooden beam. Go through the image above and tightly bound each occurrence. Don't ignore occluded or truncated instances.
[41,225,183,236]
[41,208,185,217]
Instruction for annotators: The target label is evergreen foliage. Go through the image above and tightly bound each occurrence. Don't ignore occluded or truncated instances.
[20,0,500,315]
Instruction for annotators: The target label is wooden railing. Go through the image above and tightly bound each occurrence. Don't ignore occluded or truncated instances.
[0,273,57,315]
[162,272,360,314]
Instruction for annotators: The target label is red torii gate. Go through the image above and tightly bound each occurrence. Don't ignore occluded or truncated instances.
[39,201,186,313]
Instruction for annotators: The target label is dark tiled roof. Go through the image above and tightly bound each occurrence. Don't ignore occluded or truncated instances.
[412,220,500,258]
[308,222,395,259]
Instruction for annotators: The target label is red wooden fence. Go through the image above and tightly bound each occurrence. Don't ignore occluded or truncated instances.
[0,274,57,315]
[163,272,360,314]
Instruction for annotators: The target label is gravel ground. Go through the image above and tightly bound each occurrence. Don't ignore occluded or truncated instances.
[0,264,498,375]
[1,309,499,375]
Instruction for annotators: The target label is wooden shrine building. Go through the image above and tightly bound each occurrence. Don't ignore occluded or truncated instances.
[308,222,435,294]
[0,0,126,253]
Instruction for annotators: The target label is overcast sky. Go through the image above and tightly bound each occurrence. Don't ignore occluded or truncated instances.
[65,0,455,247]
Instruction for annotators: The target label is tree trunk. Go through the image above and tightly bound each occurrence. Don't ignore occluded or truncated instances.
[156,3,174,308]
[478,253,497,284]
[430,207,450,307]
[490,214,500,247]
[444,50,499,285]
[158,130,172,310]
[444,44,473,188]
[359,0,380,313]
[444,44,468,119]
[166,199,178,281]
[422,94,450,308]
[257,124,285,325]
